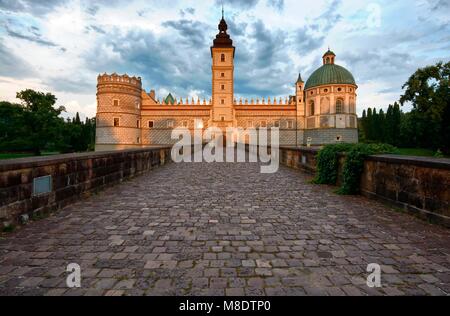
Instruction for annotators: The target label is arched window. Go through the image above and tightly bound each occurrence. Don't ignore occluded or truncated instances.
[310,101,315,116]
[326,57,330,64]
[221,54,225,62]
[336,99,344,114]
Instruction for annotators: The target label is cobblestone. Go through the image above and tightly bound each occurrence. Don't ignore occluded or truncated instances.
[0,151,449,296]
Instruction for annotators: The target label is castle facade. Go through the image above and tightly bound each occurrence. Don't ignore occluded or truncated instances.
[95,16,358,151]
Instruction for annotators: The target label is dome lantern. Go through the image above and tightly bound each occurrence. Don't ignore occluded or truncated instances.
[305,50,356,90]
[323,49,336,65]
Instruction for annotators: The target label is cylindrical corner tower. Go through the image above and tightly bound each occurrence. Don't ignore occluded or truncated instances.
[95,73,142,151]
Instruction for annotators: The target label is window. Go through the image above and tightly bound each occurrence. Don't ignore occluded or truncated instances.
[326,57,330,64]
[338,88,342,92]
[135,100,140,109]
[137,120,140,128]
[221,99,225,105]
[324,89,328,93]
[336,99,344,114]
[167,121,174,128]
[137,137,141,144]
[113,99,120,107]
[260,121,267,128]
[181,121,188,128]
[310,101,315,116]
[274,121,280,128]
[221,54,225,62]
[113,118,120,127]
[221,84,225,90]
[148,121,154,128]
[247,121,254,128]
[220,116,225,122]
[221,73,225,78]
[287,120,294,129]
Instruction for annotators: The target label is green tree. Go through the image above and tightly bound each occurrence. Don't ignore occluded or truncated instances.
[0,101,29,151]
[400,61,450,153]
[16,89,66,155]
[392,102,401,146]
[366,108,373,141]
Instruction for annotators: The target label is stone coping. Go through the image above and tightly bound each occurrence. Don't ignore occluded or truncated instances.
[367,154,450,170]
[0,146,171,172]
[279,147,450,170]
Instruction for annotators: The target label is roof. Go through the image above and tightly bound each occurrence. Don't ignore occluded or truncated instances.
[323,49,336,57]
[164,93,176,105]
[305,64,356,90]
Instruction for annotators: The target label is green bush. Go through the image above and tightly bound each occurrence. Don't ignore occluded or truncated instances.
[315,143,397,195]
[313,143,353,185]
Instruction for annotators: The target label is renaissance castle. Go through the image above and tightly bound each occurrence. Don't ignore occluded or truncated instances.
[95,15,358,151]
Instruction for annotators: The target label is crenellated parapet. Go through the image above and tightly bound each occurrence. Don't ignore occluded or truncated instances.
[97,73,142,97]
[234,97,293,106]
[155,97,213,106]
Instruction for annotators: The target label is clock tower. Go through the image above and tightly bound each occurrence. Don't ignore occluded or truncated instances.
[211,11,235,126]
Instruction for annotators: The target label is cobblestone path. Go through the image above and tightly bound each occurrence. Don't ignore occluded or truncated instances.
[0,155,449,296]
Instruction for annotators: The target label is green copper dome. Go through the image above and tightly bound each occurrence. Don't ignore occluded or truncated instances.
[305,64,356,90]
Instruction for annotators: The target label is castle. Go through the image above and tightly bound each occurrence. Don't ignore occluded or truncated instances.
[95,15,358,151]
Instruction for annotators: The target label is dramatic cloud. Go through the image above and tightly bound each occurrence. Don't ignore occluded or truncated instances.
[0,0,67,16]
[0,0,448,117]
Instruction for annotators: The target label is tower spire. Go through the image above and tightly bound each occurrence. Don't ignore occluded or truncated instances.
[222,2,224,19]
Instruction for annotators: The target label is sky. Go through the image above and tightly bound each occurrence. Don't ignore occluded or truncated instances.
[0,0,449,119]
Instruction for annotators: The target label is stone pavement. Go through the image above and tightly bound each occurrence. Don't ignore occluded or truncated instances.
[0,153,449,296]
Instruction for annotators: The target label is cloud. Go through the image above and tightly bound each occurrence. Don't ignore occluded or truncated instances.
[84,27,212,98]
[267,0,284,11]
[162,19,209,47]
[292,0,342,56]
[5,24,58,47]
[0,0,67,16]
[217,0,260,10]
[0,40,36,78]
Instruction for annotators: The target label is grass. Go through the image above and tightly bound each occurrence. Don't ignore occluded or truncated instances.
[0,152,60,160]
[395,148,447,158]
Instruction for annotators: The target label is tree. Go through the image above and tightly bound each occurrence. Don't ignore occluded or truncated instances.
[0,101,29,151]
[392,102,401,146]
[16,89,66,155]
[366,108,373,141]
[400,61,450,153]
[384,105,394,145]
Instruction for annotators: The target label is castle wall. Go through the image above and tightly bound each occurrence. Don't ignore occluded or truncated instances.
[304,128,358,145]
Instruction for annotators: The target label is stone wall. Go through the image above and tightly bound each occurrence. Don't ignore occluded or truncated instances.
[280,147,450,227]
[0,147,171,228]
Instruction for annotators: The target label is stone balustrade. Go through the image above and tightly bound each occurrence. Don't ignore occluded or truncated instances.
[280,147,450,227]
[0,147,171,228]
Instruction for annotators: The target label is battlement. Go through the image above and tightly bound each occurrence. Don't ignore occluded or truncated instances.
[97,73,142,88]
[155,97,213,106]
[234,97,295,106]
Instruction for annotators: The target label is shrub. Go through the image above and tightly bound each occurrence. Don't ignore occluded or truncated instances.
[315,143,397,194]
[313,143,353,185]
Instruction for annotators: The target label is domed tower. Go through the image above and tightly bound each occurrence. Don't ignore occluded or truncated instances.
[304,50,358,145]
[96,73,143,151]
